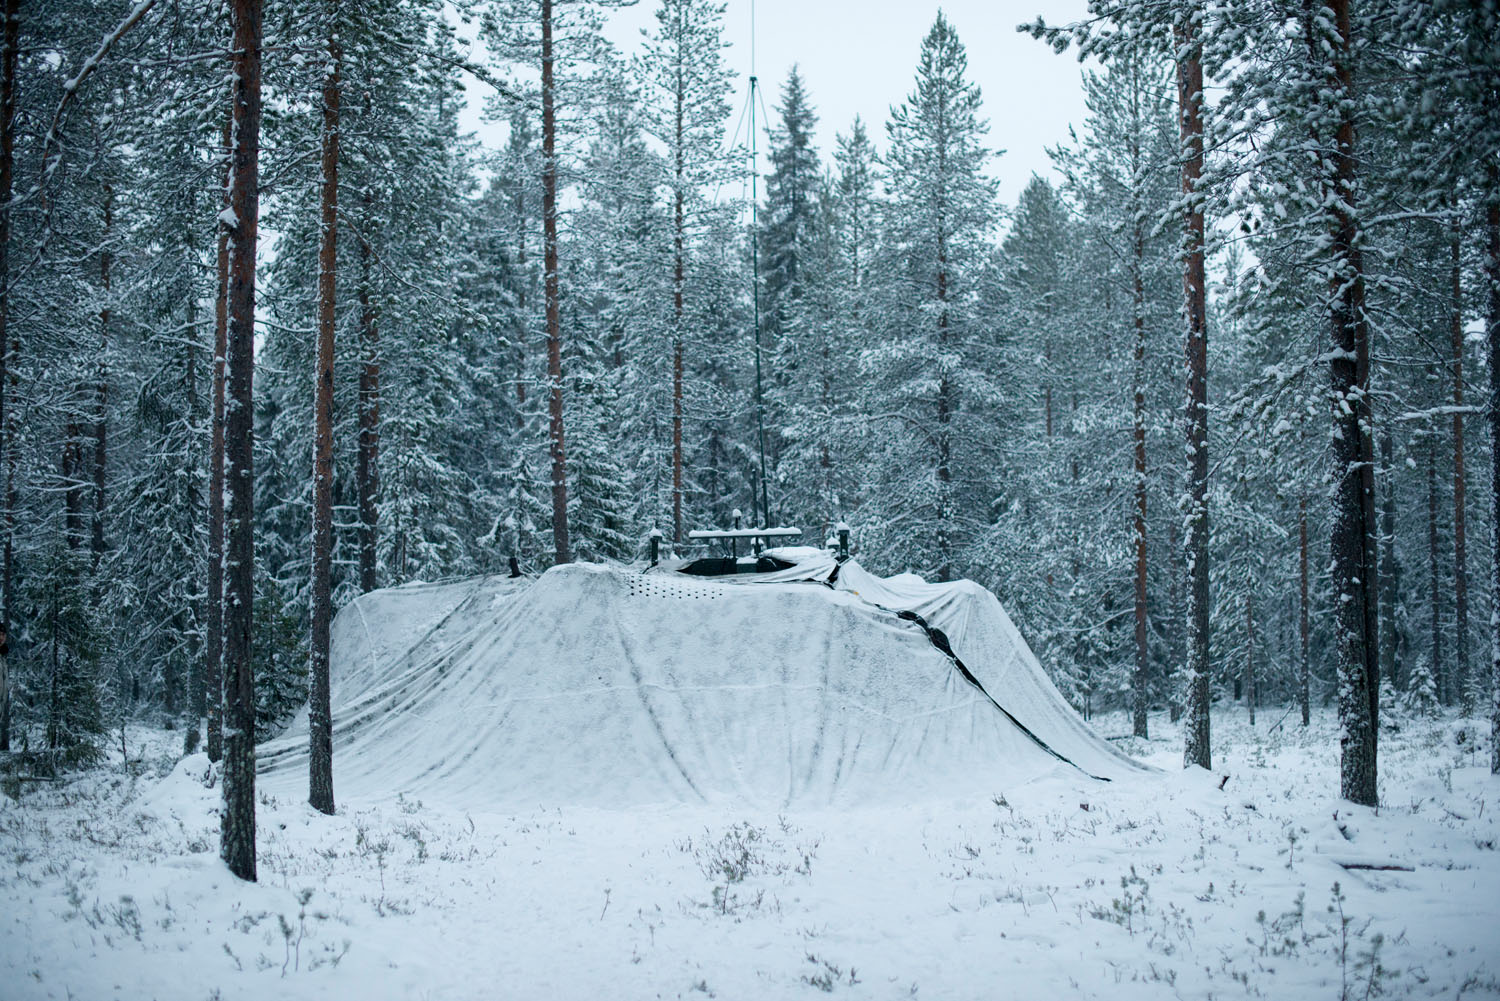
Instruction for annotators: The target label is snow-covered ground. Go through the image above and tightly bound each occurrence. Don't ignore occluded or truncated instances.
[2,706,1496,1000]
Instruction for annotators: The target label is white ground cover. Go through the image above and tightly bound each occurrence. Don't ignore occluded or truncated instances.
[1,706,1496,1001]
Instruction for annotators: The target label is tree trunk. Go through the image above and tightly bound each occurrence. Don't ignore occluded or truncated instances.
[1167,519,1182,723]
[936,232,952,583]
[356,186,380,594]
[221,0,263,883]
[1300,496,1310,725]
[0,0,18,753]
[1378,430,1401,690]
[1244,595,1255,725]
[1428,437,1444,703]
[1485,155,1500,774]
[672,56,685,545]
[206,109,230,765]
[1175,4,1211,771]
[91,183,112,562]
[307,19,339,818]
[185,273,203,742]
[1318,0,1378,808]
[1449,223,1471,713]
[540,0,569,565]
[1131,198,1149,740]
[63,422,85,546]
[514,179,528,427]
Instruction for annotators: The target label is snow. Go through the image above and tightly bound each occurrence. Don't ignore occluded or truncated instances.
[1,556,1494,999]
[2,709,1497,999]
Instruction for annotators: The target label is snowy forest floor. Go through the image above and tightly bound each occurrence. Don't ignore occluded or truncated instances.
[2,706,1497,1001]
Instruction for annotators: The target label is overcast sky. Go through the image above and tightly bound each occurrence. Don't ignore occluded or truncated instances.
[459,1,1095,210]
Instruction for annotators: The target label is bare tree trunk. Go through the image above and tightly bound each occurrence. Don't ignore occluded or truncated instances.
[1485,153,1500,774]
[1176,4,1212,771]
[1378,430,1401,690]
[1300,496,1310,725]
[307,17,339,818]
[514,181,527,426]
[672,55,685,545]
[221,0,263,883]
[1317,0,1378,808]
[1428,438,1444,702]
[540,0,568,565]
[0,0,18,753]
[1450,223,1471,714]
[936,231,952,582]
[1245,595,1255,725]
[63,422,85,546]
[90,182,112,563]
[356,186,379,594]
[1166,520,1182,723]
[185,273,203,744]
[1131,193,1149,740]
[205,110,230,765]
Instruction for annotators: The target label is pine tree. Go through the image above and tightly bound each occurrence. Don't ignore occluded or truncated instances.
[1174,0,1213,774]
[638,0,735,542]
[308,0,342,817]
[1050,45,1179,737]
[222,0,264,883]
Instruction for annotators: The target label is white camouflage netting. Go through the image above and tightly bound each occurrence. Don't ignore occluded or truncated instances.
[259,553,1144,808]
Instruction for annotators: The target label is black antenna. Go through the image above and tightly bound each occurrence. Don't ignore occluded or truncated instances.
[749,0,770,528]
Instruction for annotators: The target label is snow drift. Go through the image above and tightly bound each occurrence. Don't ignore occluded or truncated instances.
[259,554,1143,808]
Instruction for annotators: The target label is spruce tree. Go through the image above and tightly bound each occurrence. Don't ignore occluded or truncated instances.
[865,12,999,583]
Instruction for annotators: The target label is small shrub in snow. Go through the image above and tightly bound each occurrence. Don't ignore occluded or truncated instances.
[1329,881,1399,1000]
[685,821,818,885]
[680,821,818,919]
[802,953,859,992]
[699,822,768,884]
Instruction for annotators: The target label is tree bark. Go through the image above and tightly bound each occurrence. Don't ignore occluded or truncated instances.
[936,230,952,583]
[0,0,18,753]
[1449,223,1471,713]
[356,186,380,594]
[91,183,112,562]
[1428,437,1444,702]
[1378,430,1400,689]
[206,109,230,765]
[1131,185,1149,740]
[1175,3,1211,771]
[1300,496,1310,725]
[221,0,262,883]
[185,271,203,741]
[513,158,527,425]
[672,50,685,545]
[1318,0,1378,808]
[540,0,569,565]
[1485,154,1500,774]
[63,422,85,546]
[1244,595,1255,725]
[1161,521,1180,722]
[307,17,339,818]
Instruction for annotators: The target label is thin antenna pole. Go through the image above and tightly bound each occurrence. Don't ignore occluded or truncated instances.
[749,2,770,528]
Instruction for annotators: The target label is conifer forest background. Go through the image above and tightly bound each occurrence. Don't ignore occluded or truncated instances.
[2,0,1498,811]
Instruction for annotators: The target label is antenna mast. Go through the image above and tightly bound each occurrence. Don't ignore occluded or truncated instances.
[749,0,771,528]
